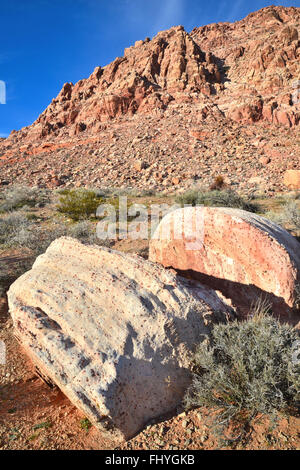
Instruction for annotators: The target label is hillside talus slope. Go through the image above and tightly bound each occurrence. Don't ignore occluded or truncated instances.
[0,5,299,192]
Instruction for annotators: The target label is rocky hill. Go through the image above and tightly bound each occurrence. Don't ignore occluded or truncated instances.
[0,5,299,192]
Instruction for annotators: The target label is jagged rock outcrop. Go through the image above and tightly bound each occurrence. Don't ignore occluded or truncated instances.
[23,26,222,141]
[0,6,299,191]
[149,207,300,323]
[8,237,232,441]
[191,5,300,127]
[3,6,300,145]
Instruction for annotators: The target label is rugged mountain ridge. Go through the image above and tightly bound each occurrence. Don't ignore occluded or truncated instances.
[191,5,300,127]
[7,25,224,143]
[0,6,299,191]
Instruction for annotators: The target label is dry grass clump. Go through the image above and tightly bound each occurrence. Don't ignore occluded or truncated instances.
[265,200,300,233]
[209,175,226,191]
[0,212,34,247]
[176,189,259,213]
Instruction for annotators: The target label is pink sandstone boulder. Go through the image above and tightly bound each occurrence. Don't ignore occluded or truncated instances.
[283,170,300,190]
[8,237,232,441]
[149,207,300,323]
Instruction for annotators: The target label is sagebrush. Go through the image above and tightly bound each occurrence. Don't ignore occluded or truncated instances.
[0,214,110,295]
[184,311,300,433]
[0,185,48,212]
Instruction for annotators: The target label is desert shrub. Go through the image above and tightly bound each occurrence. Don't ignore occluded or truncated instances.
[71,221,112,248]
[0,213,31,246]
[294,284,300,311]
[0,213,109,253]
[176,189,259,213]
[184,310,300,434]
[32,225,70,255]
[265,200,300,232]
[0,185,48,212]
[175,190,200,206]
[0,216,112,295]
[0,214,39,294]
[69,220,92,239]
[209,175,226,191]
[0,220,74,295]
[281,201,300,230]
[68,220,98,244]
[19,222,106,254]
[0,211,68,251]
[57,189,103,221]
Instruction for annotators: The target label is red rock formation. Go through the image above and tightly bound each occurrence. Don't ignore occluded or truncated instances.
[25,26,221,141]
[0,6,299,190]
[191,5,300,128]
[4,6,300,145]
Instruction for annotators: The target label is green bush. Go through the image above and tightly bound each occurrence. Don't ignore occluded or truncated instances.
[184,310,300,433]
[175,190,200,206]
[57,189,103,221]
[80,418,92,432]
[175,189,259,213]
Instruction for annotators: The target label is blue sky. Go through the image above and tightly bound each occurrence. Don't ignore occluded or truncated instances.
[0,0,299,137]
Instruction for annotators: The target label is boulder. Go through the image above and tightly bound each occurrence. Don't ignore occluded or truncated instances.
[8,237,231,441]
[149,207,300,322]
[283,170,300,190]
[134,160,147,171]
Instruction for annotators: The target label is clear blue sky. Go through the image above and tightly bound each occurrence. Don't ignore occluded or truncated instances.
[0,0,299,137]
